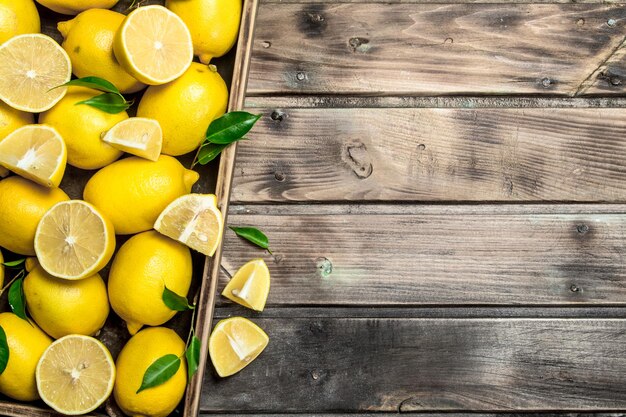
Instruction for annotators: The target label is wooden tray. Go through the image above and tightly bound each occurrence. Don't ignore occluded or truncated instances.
[0,0,259,415]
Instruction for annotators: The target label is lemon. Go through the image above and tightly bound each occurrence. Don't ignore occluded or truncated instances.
[113,5,193,85]
[137,62,228,156]
[0,312,52,401]
[39,87,126,170]
[209,317,269,377]
[0,0,40,46]
[34,0,118,15]
[0,250,4,288]
[34,200,116,280]
[114,327,186,417]
[102,117,162,161]
[0,176,69,255]
[25,256,38,272]
[222,259,270,312]
[166,0,241,64]
[0,34,71,113]
[58,9,145,94]
[24,266,109,339]
[0,125,66,188]
[0,101,34,141]
[83,155,199,235]
[36,335,115,415]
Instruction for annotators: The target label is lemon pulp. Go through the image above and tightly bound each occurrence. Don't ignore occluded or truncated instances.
[222,259,270,312]
[102,117,162,161]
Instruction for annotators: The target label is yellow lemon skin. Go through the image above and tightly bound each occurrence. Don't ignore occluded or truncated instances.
[58,10,144,94]
[0,250,4,288]
[166,0,241,64]
[108,231,192,335]
[23,266,109,339]
[0,312,52,401]
[34,0,118,15]
[114,327,186,417]
[137,62,228,156]
[83,155,199,235]
[0,0,40,45]
[0,101,33,142]
[0,177,69,255]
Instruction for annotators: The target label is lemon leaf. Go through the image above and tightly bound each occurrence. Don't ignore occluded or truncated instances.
[0,325,8,375]
[76,93,132,114]
[197,143,227,165]
[137,354,181,393]
[2,259,25,268]
[57,76,120,95]
[229,226,272,253]
[205,112,261,145]
[162,286,194,312]
[8,277,26,321]
[185,335,201,381]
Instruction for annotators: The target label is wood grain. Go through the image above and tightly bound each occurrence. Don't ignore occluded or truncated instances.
[200,317,626,412]
[220,204,626,306]
[233,107,626,203]
[248,3,626,96]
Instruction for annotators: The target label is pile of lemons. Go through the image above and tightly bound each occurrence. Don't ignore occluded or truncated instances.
[0,0,271,416]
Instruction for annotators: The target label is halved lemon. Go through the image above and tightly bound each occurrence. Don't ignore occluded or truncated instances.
[222,259,270,312]
[113,5,193,85]
[0,125,67,187]
[209,317,269,377]
[35,200,115,280]
[36,335,115,416]
[0,34,71,112]
[102,117,162,161]
[154,193,223,256]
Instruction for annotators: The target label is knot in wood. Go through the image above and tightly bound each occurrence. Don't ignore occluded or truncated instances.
[610,76,622,86]
[274,171,286,182]
[541,78,552,88]
[342,141,373,179]
[270,110,286,122]
[570,284,581,293]
[348,37,370,53]
[296,71,307,82]
[577,224,589,234]
[315,257,333,278]
[261,40,272,49]
[607,18,617,27]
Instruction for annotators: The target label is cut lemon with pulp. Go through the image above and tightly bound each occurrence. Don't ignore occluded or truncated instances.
[154,193,223,256]
[35,200,115,280]
[36,335,115,415]
[113,5,193,85]
[209,317,269,377]
[222,259,270,311]
[0,125,66,187]
[102,117,162,161]
[0,34,71,112]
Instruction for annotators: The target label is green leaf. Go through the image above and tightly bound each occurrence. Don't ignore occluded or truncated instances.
[2,259,25,268]
[162,287,193,312]
[56,76,120,95]
[0,326,8,375]
[197,143,228,165]
[137,354,181,393]
[205,112,262,145]
[185,335,201,381]
[229,226,272,252]
[76,93,131,114]
[8,277,26,321]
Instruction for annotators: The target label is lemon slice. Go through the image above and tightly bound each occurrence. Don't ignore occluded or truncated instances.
[113,5,193,85]
[0,34,71,112]
[35,200,115,280]
[154,193,223,256]
[36,335,115,415]
[102,117,162,161]
[0,125,67,187]
[222,259,270,312]
[209,317,269,377]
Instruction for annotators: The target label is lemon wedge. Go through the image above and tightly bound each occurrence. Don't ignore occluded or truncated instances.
[0,125,66,187]
[222,259,270,312]
[209,317,269,377]
[102,117,162,161]
[36,335,115,415]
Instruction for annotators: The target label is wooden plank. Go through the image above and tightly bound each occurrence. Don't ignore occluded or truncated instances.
[200,317,626,412]
[219,204,626,306]
[233,107,626,203]
[248,3,626,96]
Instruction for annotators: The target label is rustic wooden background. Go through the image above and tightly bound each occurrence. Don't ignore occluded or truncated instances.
[201,0,626,415]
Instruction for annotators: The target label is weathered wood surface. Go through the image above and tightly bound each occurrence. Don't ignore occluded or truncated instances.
[248,3,626,96]
[200,317,626,412]
[233,107,626,203]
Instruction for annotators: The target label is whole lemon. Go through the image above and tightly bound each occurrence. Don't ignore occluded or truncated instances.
[137,62,228,156]
[39,87,126,170]
[0,250,4,288]
[0,0,40,45]
[108,231,192,335]
[23,266,109,339]
[0,177,69,255]
[58,9,144,94]
[83,155,199,234]
[34,0,118,15]
[0,100,33,142]
[114,327,186,417]
[166,0,241,64]
[0,312,52,401]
